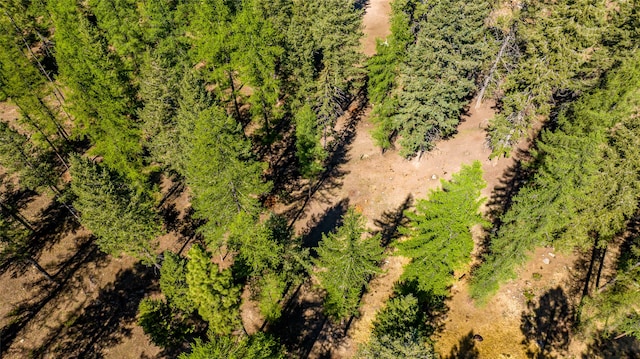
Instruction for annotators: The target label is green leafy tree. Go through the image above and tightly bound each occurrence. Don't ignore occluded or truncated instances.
[179,75,271,246]
[138,298,193,348]
[314,207,383,321]
[486,0,639,156]
[185,244,241,336]
[69,156,161,265]
[394,0,490,156]
[398,161,487,296]
[472,55,640,302]
[179,333,285,359]
[49,0,143,182]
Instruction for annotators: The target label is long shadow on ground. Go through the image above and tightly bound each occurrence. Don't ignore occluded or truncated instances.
[521,287,574,358]
[1,236,105,357]
[445,331,480,359]
[30,263,157,358]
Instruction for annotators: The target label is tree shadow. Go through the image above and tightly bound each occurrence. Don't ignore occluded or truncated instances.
[521,287,574,358]
[445,331,481,359]
[29,263,157,358]
[280,93,366,229]
[581,330,640,359]
[372,194,413,247]
[268,282,328,359]
[0,189,81,279]
[300,198,350,250]
[0,236,107,356]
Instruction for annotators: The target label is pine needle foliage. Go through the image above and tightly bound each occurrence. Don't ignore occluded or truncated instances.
[314,207,384,321]
[69,155,161,265]
[398,161,487,297]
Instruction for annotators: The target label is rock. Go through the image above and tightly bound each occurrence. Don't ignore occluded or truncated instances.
[543,258,550,264]
[548,252,556,258]
[473,334,484,342]
[431,174,438,180]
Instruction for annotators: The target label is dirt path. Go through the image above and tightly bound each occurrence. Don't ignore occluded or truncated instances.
[361,0,392,56]
[275,2,571,358]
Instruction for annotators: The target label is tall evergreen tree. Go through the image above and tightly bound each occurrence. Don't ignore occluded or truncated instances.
[178,73,271,247]
[398,161,487,296]
[486,0,640,156]
[69,156,161,265]
[49,0,143,182]
[393,0,490,156]
[185,244,241,336]
[314,207,383,321]
[472,55,640,301]
[179,333,285,359]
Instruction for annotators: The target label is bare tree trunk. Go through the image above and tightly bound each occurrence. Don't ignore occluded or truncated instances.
[227,70,242,121]
[476,29,514,109]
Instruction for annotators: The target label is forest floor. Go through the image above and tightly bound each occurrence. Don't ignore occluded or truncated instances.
[1,1,639,358]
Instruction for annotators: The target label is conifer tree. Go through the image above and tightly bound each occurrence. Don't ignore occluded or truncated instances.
[49,0,143,182]
[398,161,487,296]
[314,207,383,321]
[87,0,143,64]
[472,55,640,301]
[69,156,161,265]
[185,244,241,336]
[0,122,59,193]
[367,0,413,149]
[178,74,271,246]
[486,0,639,156]
[179,333,285,359]
[233,0,284,136]
[0,208,57,283]
[138,53,182,168]
[295,103,326,182]
[393,0,490,156]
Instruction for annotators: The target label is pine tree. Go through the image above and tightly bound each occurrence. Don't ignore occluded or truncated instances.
[178,74,271,247]
[295,103,326,181]
[367,0,413,149]
[314,207,383,321]
[69,156,161,265]
[0,207,57,283]
[232,0,284,136]
[49,0,143,182]
[393,0,490,156]
[138,52,182,168]
[486,0,639,156]
[0,121,59,193]
[87,0,144,68]
[185,244,241,336]
[398,161,487,296]
[179,333,285,359]
[472,55,640,301]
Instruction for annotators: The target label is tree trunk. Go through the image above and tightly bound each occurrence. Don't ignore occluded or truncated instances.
[476,29,514,108]
[227,70,242,121]
[594,243,608,290]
